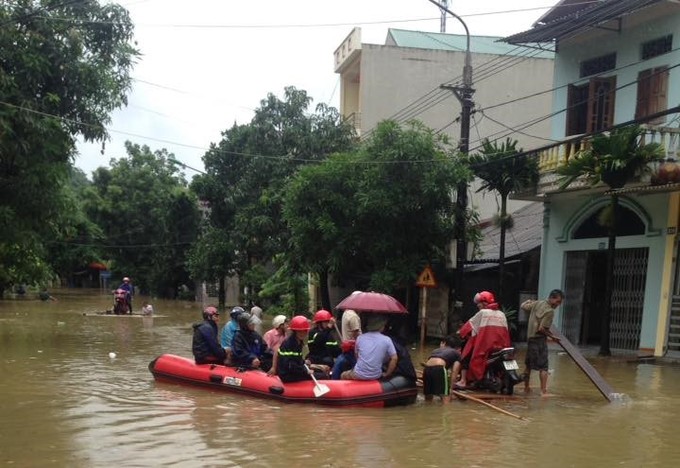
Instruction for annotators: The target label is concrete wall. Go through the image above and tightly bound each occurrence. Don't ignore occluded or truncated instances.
[355,44,554,220]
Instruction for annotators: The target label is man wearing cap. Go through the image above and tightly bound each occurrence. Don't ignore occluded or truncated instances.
[117,277,134,314]
[263,315,288,352]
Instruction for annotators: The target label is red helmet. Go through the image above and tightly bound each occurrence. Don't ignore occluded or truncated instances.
[474,291,496,306]
[202,306,219,320]
[341,340,356,353]
[313,309,333,323]
[289,315,310,331]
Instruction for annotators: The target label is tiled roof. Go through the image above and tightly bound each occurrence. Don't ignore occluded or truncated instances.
[504,0,662,44]
[387,29,554,59]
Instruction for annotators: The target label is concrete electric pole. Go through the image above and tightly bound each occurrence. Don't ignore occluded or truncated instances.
[427,0,474,317]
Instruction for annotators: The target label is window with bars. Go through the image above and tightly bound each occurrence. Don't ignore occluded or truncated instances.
[579,53,616,78]
[641,35,673,60]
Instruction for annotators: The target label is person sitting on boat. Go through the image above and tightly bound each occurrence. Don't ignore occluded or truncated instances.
[423,335,464,403]
[263,315,288,353]
[220,306,244,362]
[117,277,134,314]
[331,339,356,380]
[250,304,264,335]
[306,309,341,373]
[232,312,271,371]
[383,319,417,384]
[457,291,511,388]
[273,315,315,382]
[192,306,227,365]
[341,314,397,381]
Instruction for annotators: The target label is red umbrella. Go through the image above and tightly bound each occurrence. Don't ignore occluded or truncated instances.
[88,262,108,270]
[335,291,408,314]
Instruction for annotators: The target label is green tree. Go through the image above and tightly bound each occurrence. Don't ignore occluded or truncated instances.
[468,138,538,303]
[283,152,359,309]
[46,167,106,284]
[285,120,469,305]
[88,142,200,297]
[557,125,662,355]
[192,87,355,305]
[0,1,138,296]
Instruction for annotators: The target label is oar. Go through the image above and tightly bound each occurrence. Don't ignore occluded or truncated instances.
[304,364,331,397]
[451,389,528,421]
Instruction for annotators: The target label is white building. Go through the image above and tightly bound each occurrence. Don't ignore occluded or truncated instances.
[334,27,555,220]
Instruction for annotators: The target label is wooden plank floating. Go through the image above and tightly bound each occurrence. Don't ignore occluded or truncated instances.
[550,326,618,402]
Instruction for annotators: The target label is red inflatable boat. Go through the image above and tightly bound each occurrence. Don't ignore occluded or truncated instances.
[149,354,417,408]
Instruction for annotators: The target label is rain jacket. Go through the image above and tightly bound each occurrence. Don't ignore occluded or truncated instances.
[192,320,226,364]
[458,307,511,382]
[231,328,267,367]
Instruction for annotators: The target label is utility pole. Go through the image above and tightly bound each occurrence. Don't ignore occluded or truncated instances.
[439,0,450,33]
[427,0,474,317]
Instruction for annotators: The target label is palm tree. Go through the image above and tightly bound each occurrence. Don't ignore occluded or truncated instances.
[557,125,663,356]
[469,138,538,304]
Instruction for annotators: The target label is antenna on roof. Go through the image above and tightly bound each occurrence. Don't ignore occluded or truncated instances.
[439,0,450,33]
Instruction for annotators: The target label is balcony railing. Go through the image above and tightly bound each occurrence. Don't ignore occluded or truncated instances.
[517,124,680,198]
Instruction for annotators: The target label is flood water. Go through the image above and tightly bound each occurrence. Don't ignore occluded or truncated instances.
[2,289,680,467]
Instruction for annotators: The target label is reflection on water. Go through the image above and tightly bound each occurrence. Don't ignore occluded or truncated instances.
[2,289,680,467]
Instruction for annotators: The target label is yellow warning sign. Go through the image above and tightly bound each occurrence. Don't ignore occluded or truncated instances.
[416,265,437,288]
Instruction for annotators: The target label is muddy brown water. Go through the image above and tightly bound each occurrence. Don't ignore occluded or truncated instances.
[2,289,680,467]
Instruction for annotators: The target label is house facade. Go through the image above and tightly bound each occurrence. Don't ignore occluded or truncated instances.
[334,27,555,221]
[505,0,680,356]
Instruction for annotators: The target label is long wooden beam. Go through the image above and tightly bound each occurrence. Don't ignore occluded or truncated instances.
[550,326,618,402]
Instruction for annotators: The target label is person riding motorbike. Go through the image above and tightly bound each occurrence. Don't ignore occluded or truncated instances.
[117,277,134,314]
[457,291,511,388]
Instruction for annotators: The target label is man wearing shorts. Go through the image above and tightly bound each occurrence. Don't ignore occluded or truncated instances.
[423,335,463,403]
[522,289,564,394]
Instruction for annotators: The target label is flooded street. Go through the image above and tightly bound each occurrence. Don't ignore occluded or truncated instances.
[2,289,680,467]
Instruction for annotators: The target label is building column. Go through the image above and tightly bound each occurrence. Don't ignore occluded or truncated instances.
[654,192,680,356]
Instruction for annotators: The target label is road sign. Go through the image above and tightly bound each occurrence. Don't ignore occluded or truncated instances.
[416,265,437,288]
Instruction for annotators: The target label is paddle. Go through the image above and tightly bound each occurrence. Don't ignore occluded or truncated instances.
[451,389,528,421]
[304,364,331,397]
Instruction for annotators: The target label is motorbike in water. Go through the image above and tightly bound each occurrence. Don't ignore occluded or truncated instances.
[471,347,523,395]
[113,288,130,315]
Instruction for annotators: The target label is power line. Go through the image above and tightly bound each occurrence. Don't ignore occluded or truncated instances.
[4,62,678,167]
[468,62,680,154]
[28,2,607,29]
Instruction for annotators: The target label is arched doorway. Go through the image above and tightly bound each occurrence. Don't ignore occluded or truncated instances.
[561,203,648,350]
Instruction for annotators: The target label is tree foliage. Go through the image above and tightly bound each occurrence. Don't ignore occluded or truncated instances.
[88,143,200,297]
[468,138,538,303]
[285,120,470,302]
[190,87,356,304]
[557,126,662,190]
[0,0,138,295]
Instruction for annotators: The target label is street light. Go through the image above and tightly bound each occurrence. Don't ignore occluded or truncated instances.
[427,0,474,315]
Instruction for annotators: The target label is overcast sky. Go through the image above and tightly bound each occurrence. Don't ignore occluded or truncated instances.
[76,0,558,177]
